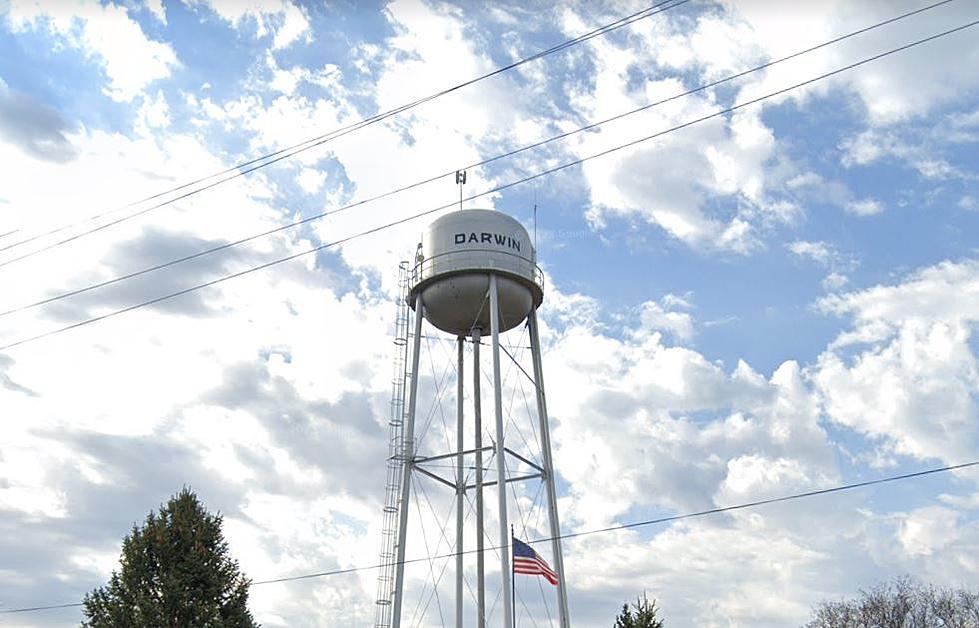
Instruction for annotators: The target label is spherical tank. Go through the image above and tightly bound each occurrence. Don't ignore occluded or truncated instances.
[408,209,543,337]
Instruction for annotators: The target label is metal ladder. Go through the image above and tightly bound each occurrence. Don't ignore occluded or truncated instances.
[374,261,413,628]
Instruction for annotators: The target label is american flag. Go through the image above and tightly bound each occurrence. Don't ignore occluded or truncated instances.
[512,536,558,586]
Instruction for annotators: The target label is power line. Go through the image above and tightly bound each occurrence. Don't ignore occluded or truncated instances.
[0,602,84,614]
[2,17,976,352]
[257,459,979,583]
[4,459,976,615]
[0,0,690,268]
[0,0,956,321]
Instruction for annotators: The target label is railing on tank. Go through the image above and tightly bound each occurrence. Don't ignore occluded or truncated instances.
[408,248,545,295]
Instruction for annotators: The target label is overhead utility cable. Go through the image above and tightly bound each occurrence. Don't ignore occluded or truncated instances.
[0,0,957,321]
[3,18,976,353]
[0,0,689,267]
[3,459,977,615]
[1,18,976,353]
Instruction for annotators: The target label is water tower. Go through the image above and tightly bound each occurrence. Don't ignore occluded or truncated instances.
[374,209,570,628]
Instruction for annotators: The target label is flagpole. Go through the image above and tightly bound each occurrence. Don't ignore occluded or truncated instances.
[511,524,516,628]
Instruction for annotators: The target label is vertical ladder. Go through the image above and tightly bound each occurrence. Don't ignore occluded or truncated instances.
[375,261,413,628]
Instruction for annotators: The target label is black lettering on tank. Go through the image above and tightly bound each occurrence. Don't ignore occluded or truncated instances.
[456,231,523,250]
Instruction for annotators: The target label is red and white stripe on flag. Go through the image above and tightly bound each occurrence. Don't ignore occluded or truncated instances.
[513,556,559,585]
[512,537,559,586]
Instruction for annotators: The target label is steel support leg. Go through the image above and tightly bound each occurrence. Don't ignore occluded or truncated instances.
[456,335,465,628]
[391,298,425,628]
[489,275,513,628]
[473,327,485,628]
[529,307,571,628]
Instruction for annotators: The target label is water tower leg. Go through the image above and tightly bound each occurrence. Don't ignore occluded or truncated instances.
[455,335,465,628]
[392,298,425,628]
[472,327,486,628]
[489,275,514,628]
[528,307,571,628]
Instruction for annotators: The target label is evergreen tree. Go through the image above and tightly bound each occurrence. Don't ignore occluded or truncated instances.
[614,591,665,628]
[82,488,258,628]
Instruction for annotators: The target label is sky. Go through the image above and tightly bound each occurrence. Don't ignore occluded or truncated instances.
[1,0,978,626]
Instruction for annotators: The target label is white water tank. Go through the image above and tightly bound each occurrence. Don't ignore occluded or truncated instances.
[408,209,543,336]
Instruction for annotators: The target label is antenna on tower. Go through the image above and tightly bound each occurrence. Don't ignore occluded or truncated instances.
[456,170,467,211]
[533,203,538,263]
[533,180,539,262]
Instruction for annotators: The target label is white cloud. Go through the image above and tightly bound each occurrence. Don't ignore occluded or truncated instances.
[303,0,545,276]
[814,259,979,462]
[898,506,960,556]
[296,166,327,195]
[940,491,979,509]
[0,440,69,517]
[532,295,889,626]
[542,307,833,528]
[789,240,836,267]
[840,129,889,166]
[272,1,310,49]
[555,4,853,253]
[136,89,170,133]
[530,1,979,258]
[822,272,849,292]
[165,0,536,292]
[789,241,857,291]
[841,128,965,180]
[718,455,814,500]
[193,0,311,50]
[635,298,695,341]
[782,170,869,215]
[7,0,179,102]
[145,0,166,24]
[662,292,693,309]
[527,257,979,623]
[950,108,979,128]
[571,71,781,251]
[711,1,979,125]
[268,64,306,96]
[846,198,885,216]
[263,53,343,97]
[0,111,395,622]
